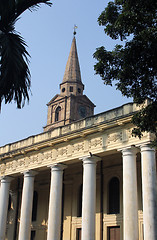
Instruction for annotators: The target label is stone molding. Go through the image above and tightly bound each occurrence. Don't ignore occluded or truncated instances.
[48,163,67,172]
[0,102,142,157]
[0,123,153,176]
[0,176,13,183]
[80,155,100,165]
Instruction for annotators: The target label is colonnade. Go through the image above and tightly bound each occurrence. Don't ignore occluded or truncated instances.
[0,143,156,240]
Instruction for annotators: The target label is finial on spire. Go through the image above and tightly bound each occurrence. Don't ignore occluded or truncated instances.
[73,24,78,36]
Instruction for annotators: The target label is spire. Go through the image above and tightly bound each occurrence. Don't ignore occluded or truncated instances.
[62,36,82,84]
[44,32,95,131]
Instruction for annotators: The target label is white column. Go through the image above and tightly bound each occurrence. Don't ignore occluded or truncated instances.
[122,147,138,240]
[47,164,66,240]
[80,155,100,240]
[140,143,157,240]
[0,176,12,240]
[18,170,37,240]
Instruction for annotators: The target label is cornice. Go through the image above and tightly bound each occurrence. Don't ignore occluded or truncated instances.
[0,114,133,160]
[0,121,152,176]
[0,102,150,162]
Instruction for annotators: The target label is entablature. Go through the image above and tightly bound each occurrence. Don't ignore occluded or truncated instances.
[0,102,139,157]
[0,102,153,176]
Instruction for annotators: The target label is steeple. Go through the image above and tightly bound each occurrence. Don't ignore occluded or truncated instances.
[60,36,84,96]
[44,34,95,132]
[62,36,82,84]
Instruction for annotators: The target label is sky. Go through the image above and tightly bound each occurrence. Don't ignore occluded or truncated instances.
[0,0,131,147]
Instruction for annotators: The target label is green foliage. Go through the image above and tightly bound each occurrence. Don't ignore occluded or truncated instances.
[94,0,157,143]
[132,102,157,139]
[0,0,52,109]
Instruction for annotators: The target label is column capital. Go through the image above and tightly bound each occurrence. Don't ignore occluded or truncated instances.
[139,142,155,152]
[23,170,38,178]
[48,163,67,172]
[118,146,138,156]
[80,155,100,165]
[0,176,13,183]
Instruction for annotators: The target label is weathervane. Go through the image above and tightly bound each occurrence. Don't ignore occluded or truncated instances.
[73,24,78,35]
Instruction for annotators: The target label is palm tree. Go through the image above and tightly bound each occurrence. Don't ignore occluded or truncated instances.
[0,0,52,109]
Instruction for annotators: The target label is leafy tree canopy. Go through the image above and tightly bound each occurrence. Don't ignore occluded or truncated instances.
[94,0,157,144]
[0,0,52,109]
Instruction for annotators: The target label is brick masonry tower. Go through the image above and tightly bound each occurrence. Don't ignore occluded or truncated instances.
[44,35,95,131]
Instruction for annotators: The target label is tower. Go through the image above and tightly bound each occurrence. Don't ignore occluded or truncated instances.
[44,35,95,131]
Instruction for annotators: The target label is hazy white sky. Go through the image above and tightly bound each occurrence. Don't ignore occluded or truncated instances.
[0,0,131,146]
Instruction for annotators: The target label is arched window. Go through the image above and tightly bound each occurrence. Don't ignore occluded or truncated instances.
[77,184,83,217]
[32,191,38,221]
[55,106,61,122]
[108,177,120,214]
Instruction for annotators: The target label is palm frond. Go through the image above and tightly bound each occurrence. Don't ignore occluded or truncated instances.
[15,0,52,19]
[0,0,52,30]
[0,32,31,109]
[0,0,52,109]
[0,0,16,31]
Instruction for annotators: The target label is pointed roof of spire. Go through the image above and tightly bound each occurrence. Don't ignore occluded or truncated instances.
[62,36,82,84]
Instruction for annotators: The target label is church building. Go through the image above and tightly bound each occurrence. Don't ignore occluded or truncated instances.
[0,35,157,240]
